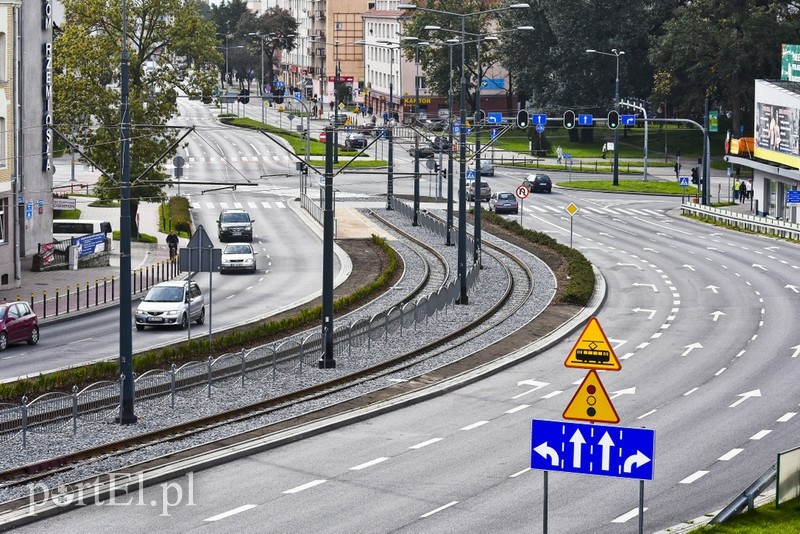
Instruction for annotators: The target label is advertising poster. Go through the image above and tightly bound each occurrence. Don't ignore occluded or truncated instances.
[755,102,800,161]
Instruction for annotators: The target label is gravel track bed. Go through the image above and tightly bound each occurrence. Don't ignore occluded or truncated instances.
[0,206,556,504]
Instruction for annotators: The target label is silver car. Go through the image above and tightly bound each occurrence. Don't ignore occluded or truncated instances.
[468,159,495,176]
[220,243,257,274]
[467,179,492,202]
[135,280,205,330]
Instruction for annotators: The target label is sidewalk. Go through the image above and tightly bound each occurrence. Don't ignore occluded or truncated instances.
[2,158,180,324]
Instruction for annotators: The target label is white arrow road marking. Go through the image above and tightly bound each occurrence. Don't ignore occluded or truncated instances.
[786,284,800,293]
[598,432,615,471]
[752,263,767,271]
[765,246,780,251]
[643,247,659,253]
[569,429,586,468]
[792,345,800,358]
[610,387,636,400]
[707,285,719,293]
[513,380,550,399]
[730,389,762,408]
[632,308,656,319]
[681,343,703,356]
[632,283,659,292]
[683,264,696,271]
[710,311,726,322]
[623,450,651,473]
[534,442,559,466]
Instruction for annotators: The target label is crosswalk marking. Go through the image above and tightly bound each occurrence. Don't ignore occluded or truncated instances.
[219,202,229,209]
[248,202,258,209]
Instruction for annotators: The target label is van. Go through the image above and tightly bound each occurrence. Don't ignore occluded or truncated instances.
[52,219,112,255]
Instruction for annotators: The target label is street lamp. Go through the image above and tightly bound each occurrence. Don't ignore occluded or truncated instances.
[371,39,401,208]
[401,36,430,226]
[586,48,625,186]
[400,2,530,304]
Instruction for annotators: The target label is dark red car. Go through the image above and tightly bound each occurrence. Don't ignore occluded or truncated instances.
[0,302,39,350]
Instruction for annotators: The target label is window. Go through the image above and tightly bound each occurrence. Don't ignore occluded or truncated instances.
[0,117,5,168]
[0,198,6,244]
[0,32,5,80]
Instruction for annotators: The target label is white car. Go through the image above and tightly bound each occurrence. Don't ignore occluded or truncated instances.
[467,159,495,176]
[220,242,257,274]
[135,280,205,330]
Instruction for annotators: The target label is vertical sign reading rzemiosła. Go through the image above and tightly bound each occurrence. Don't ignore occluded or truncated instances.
[42,0,53,173]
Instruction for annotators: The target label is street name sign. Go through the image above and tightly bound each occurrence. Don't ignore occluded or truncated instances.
[531,419,655,480]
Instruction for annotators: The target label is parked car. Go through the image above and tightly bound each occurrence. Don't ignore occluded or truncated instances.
[135,281,205,330]
[0,302,39,351]
[344,132,367,149]
[220,243,257,274]
[467,179,492,202]
[523,173,553,193]
[467,159,495,176]
[489,192,519,214]
[218,209,254,242]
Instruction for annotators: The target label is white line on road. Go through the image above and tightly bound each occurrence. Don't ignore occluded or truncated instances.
[637,409,657,419]
[509,468,530,478]
[750,430,771,440]
[461,421,489,431]
[684,387,699,396]
[612,507,647,523]
[715,367,726,376]
[680,471,709,484]
[504,404,531,414]
[777,412,797,423]
[409,438,443,450]
[541,391,563,399]
[420,501,459,518]
[350,457,390,471]
[204,504,257,522]
[282,479,326,494]
[719,449,744,461]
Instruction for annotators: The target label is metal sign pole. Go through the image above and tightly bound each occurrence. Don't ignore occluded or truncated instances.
[639,480,644,534]
[543,470,548,534]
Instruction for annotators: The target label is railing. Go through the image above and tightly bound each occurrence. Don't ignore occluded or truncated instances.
[0,199,481,445]
[681,203,800,240]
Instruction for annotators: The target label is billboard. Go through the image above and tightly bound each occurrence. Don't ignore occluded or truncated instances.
[754,80,800,168]
[781,44,800,82]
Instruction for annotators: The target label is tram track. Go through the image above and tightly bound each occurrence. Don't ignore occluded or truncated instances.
[0,208,541,527]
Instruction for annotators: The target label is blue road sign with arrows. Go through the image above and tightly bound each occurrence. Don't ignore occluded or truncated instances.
[577,114,594,126]
[531,113,547,126]
[487,112,503,124]
[531,419,655,480]
[621,114,636,126]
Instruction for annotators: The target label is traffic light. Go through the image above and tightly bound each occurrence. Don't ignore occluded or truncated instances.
[563,110,576,129]
[434,162,440,173]
[691,167,699,184]
[474,110,485,123]
[275,89,284,104]
[238,89,250,104]
[607,110,619,129]
[517,109,529,129]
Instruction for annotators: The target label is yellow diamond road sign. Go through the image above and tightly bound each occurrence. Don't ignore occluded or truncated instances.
[563,370,620,424]
[565,202,579,216]
[564,317,621,371]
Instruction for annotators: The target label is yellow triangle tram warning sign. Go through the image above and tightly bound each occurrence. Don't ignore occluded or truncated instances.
[564,317,621,371]
[563,370,620,424]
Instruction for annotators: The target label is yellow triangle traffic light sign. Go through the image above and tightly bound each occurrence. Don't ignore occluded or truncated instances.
[564,317,621,371]
[563,370,619,424]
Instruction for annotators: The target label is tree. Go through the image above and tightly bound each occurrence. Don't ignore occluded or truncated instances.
[235,8,298,94]
[401,0,503,113]
[54,0,221,236]
[649,0,800,135]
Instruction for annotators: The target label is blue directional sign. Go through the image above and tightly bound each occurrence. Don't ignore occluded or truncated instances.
[621,114,636,126]
[275,81,285,89]
[577,114,594,126]
[531,113,547,126]
[452,120,461,135]
[531,419,655,480]
[487,112,503,124]
[294,91,303,101]
[786,190,800,205]
[491,128,498,140]
[679,176,690,187]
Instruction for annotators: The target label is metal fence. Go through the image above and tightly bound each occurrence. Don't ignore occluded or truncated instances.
[681,203,800,240]
[0,200,481,445]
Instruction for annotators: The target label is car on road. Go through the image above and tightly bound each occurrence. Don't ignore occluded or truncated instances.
[523,173,553,193]
[467,159,495,176]
[0,302,39,351]
[429,136,452,153]
[135,280,205,330]
[408,144,435,159]
[220,243,257,274]
[467,179,492,202]
[344,132,367,149]
[489,192,519,214]
[218,209,254,242]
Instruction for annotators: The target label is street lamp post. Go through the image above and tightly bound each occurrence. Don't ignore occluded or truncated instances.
[372,40,400,209]
[401,2,530,304]
[401,37,429,226]
[215,31,231,88]
[586,48,625,186]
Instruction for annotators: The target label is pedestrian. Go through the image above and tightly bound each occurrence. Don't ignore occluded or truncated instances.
[329,100,334,112]
[738,179,747,204]
[601,143,607,159]
[747,178,753,200]
[556,145,563,164]
[732,180,739,202]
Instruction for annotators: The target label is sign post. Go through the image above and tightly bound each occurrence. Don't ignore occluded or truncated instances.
[515,184,529,225]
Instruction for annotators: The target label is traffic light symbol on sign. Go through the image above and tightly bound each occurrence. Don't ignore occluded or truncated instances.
[563,110,576,129]
[517,109,530,129]
[563,370,620,424]
[607,110,619,129]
